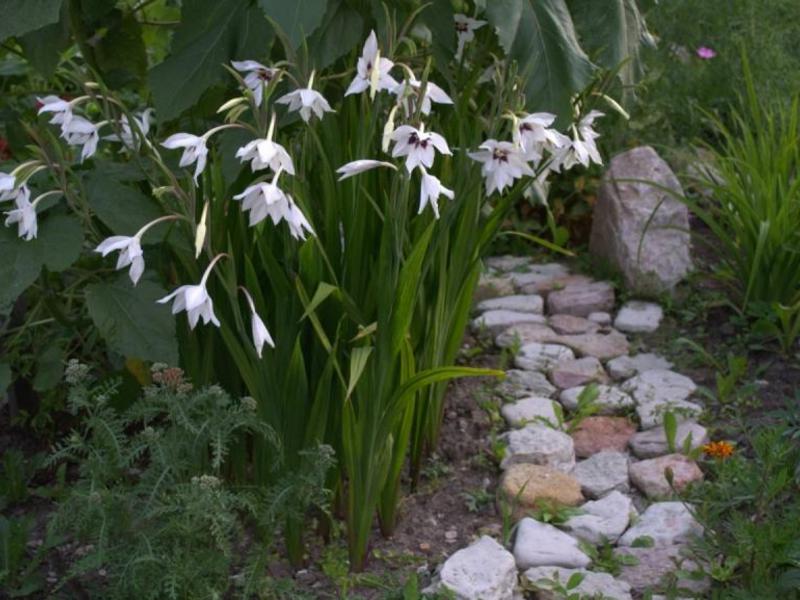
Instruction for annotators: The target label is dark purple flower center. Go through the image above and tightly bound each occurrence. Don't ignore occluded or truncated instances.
[455,22,469,33]
[258,69,272,82]
[492,148,509,163]
[408,132,428,149]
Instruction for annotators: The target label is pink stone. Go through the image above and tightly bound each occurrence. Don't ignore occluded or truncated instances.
[629,454,704,498]
[549,314,600,335]
[547,281,615,317]
[571,416,637,458]
[549,357,609,389]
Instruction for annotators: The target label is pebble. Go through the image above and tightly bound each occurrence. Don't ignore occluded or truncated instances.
[572,451,631,498]
[548,314,599,335]
[629,454,704,498]
[559,384,634,415]
[571,416,638,458]
[617,502,703,547]
[514,342,575,372]
[500,396,560,428]
[614,301,664,333]
[500,423,576,473]
[497,369,557,399]
[629,421,708,459]
[606,353,673,380]
[549,357,609,389]
[513,518,592,569]
[471,310,546,335]
[562,491,637,545]
[547,281,615,317]
[476,294,544,315]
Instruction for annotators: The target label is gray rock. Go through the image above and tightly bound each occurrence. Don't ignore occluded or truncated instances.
[431,536,518,600]
[618,502,703,547]
[572,451,630,498]
[588,311,612,326]
[472,310,546,335]
[514,343,575,372]
[607,353,673,380]
[629,454,704,498]
[559,385,635,415]
[548,314,600,335]
[622,370,702,428]
[615,301,664,334]
[476,273,515,301]
[557,330,630,361]
[549,357,609,390]
[523,567,632,600]
[614,545,710,596]
[589,146,692,295]
[501,424,576,472]
[476,294,544,315]
[513,518,591,569]
[501,396,560,428]
[496,322,558,349]
[636,398,703,429]
[509,263,571,289]
[547,281,615,317]
[497,370,557,399]
[562,491,637,544]
[629,422,708,459]
[486,255,532,272]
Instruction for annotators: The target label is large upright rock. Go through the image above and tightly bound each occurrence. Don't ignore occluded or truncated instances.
[589,146,692,295]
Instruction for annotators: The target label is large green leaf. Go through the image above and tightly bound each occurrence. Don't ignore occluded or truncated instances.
[18,13,70,78]
[85,171,163,235]
[308,0,363,71]
[148,0,272,121]
[91,9,147,89]
[0,212,84,309]
[259,0,328,50]
[486,0,594,118]
[85,276,179,364]
[0,0,63,42]
[33,344,64,392]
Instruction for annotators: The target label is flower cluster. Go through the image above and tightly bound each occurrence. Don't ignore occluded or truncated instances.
[0,164,64,240]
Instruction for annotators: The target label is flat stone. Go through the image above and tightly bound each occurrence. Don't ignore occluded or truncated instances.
[572,451,630,498]
[549,357,609,389]
[629,454,704,498]
[557,330,630,360]
[523,567,632,600]
[475,274,515,302]
[571,417,638,458]
[499,464,583,519]
[618,502,703,547]
[497,370,557,399]
[485,255,532,272]
[501,424,576,472]
[588,311,612,326]
[514,343,575,372]
[476,294,544,315]
[614,545,710,596]
[432,536,517,600]
[513,518,591,569]
[560,385,634,415]
[562,491,637,544]
[607,353,673,380]
[549,314,600,335]
[615,301,664,333]
[547,281,615,317]
[471,310,546,335]
[636,398,703,429]
[629,422,708,459]
[622,370,701,428]
[496,322,558,348]
[501,396,560,428]
[509,263,571,289]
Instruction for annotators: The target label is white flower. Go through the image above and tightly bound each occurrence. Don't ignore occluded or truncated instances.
[161,133,208,182]
[391,75,453,116]
[285,202,315,240]
[61,116,100,162]
[105,109,153,151]
[233,171,314,240]
[4,188,37,240]
[345,30,398,97]
[469,140,534,195]
[454,14,486,61]
[390,125,451,173]
[554,110,604,171]
[37,95,73,127]
[418,169,454,219]
[513,112,569,164]
[0,172,16,201]
[235,115,295,174]
[336,159,397,181]
[96,236,145,284]
[240,287,274,358]
[157,255,226,329]
[231,60,277,107]
[276,73,335,123]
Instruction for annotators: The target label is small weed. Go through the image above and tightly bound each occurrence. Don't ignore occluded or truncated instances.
[462,487,493,514]
[528,500,583,525]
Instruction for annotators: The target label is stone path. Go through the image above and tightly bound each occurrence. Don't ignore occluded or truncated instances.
[427,257,709,600]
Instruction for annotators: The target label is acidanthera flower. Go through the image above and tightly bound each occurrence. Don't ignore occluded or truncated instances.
[235,114,295,174]
[469,139,534,195]
[4,188,37,240]
[336,159,397,181]
[161,133,208,182]
[345,30,398,97]
[240,287,274,358]
[105,109,153,151]
[390,124,451,173]
[418,169,454,219]
[276,72,334,123]
[61,116,100,162]
[231,60,277,106]
[0,172,15,199]
[95,215,180,285]
[513,112,569,163]
[158,254,227,329]
[556,110,604,170]
[233,170,314,240]
[392,75,453,116]
[454,14,486,61]
[37,95,74,127]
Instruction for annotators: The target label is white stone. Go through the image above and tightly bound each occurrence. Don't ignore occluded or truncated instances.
[636,398,703,429]
[629,422,708,458]
[501,396,560,428]
[432,536,518,600]
[509,263,570,288]
[562,491,636,545]
[621,370,697,404]
[513,518,591,570]
[617,502,703,547]
[615,301,664,333]
[606,353,673,380]
[559,385,634,415]
[495,322,556,349]
[472,310,546,335]
[523,567,632,600]
[476,294,544,315]
[571,451,630,498]
[514,343,575,372]
[588,311,612,326]
[497,370,557,399]
[501,424,575,472]
[485,255,532,272]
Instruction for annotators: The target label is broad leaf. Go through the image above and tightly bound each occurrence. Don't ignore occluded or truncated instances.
[19,14,70,78]
[33,344,64,392]
[85,276,179,364]
[91,9,148,89]
[85,171,163,235]
[308,0,363,71]
[259,0,328,50]
[0,0,63,42]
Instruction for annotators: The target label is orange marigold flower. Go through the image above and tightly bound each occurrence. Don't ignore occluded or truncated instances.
[703,440,735,459]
